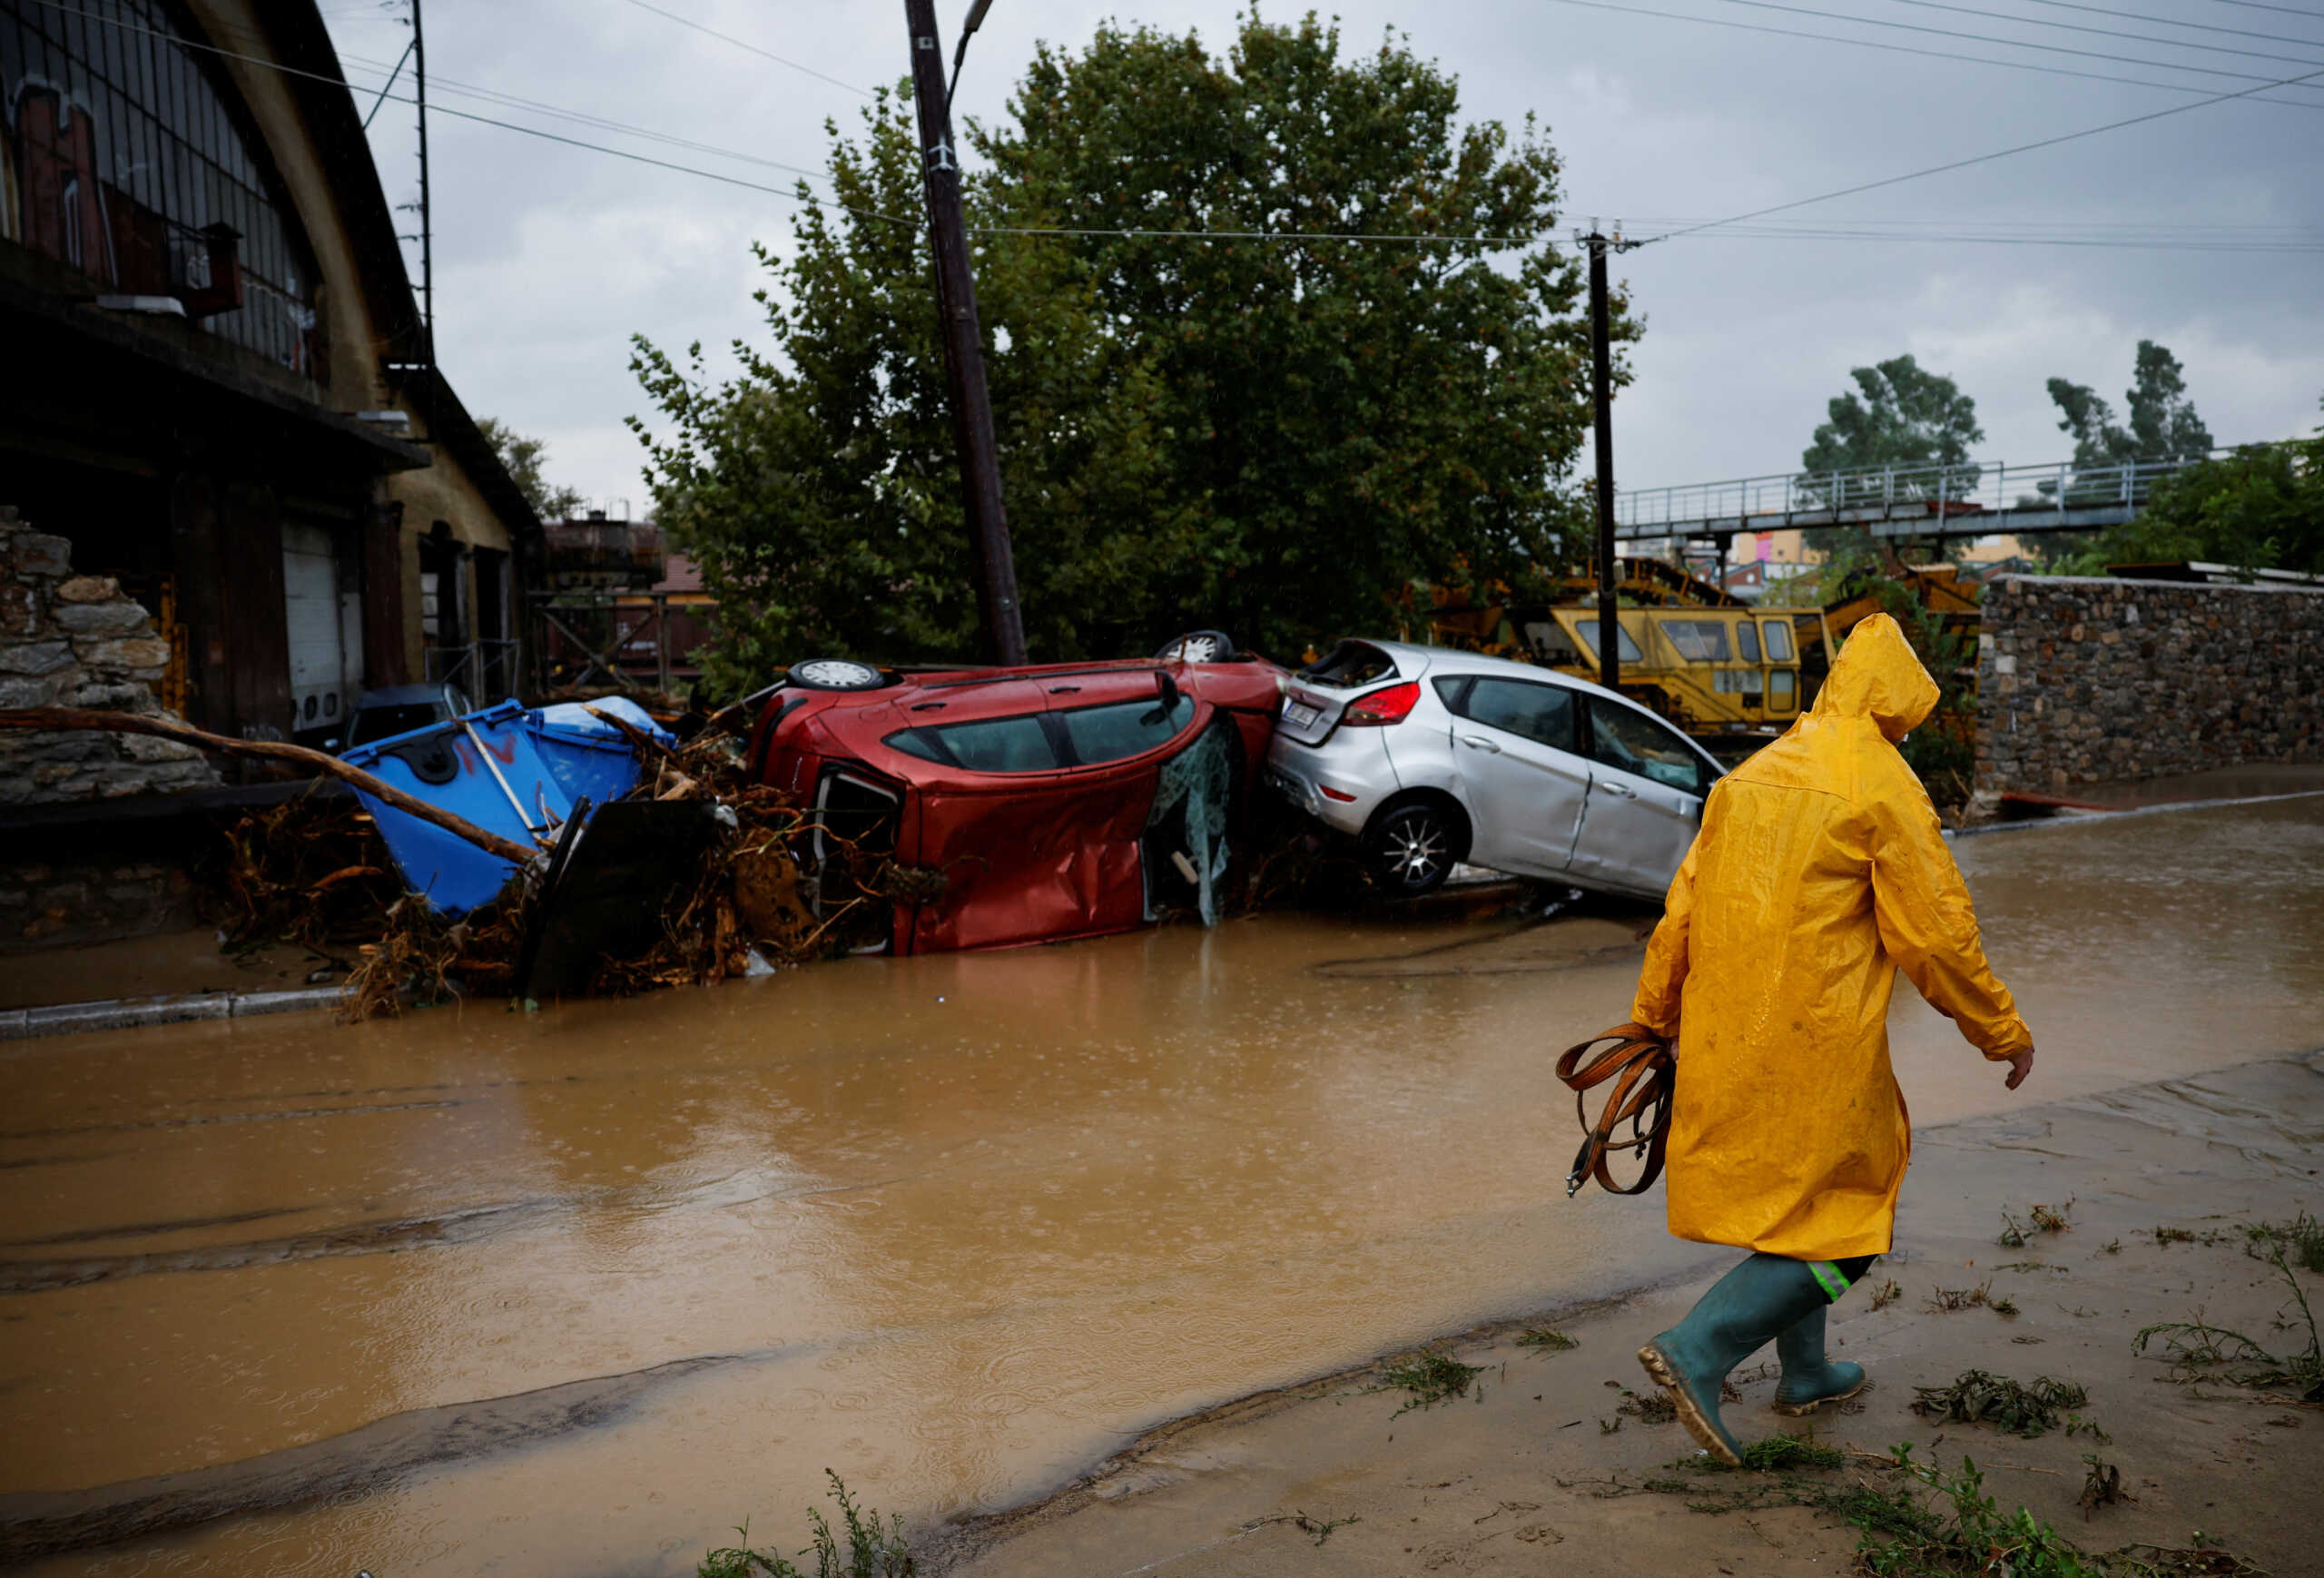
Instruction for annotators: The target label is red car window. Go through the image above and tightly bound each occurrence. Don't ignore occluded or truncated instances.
[889,713,1059,773]
[1055,694,1195,765]
[885,690,1196,774]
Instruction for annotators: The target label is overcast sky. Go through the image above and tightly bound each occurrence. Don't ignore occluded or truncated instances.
[321,0,2324,517]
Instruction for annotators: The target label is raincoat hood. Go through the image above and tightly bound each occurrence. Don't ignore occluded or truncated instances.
[1812,613,1940,742]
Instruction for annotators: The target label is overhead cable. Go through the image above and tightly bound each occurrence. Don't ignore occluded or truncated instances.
[31,0,852,194]
[1692,0,2324,92]
[25,1,2315,261]
[2205,0,2324,19]
[1535,0,2324,104]
[2012,0,2324,51]
[617,0,872,99]
[1646,60,2324,242]
[1865,0,2324,67]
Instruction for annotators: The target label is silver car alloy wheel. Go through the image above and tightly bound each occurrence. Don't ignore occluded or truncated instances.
[1384,814,1445,883]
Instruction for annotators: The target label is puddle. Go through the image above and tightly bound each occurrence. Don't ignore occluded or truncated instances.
[0,797,2319,1574]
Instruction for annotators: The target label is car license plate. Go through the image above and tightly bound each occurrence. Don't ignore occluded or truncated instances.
[1282,701,1321,730]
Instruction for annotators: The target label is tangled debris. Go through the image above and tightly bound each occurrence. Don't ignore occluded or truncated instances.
[168,693,1442,1022]
[192,715,905,1021]
[195,787,405,959]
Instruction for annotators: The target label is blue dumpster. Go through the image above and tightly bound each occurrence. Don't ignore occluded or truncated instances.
[341,701,575,915]
[528,699,669,808]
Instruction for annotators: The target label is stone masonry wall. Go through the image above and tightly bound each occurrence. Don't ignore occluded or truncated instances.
[1974,573,2324,798]
[2,506,222,949]
[0,505,221,805]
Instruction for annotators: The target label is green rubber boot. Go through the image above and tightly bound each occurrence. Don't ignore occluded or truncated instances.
[1637,1253,1835,1465]
[1771,1304,1867,1415]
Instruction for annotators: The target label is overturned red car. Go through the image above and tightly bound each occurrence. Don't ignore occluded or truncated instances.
[743,642,1285,954]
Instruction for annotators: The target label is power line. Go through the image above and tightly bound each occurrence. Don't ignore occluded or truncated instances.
[2207,0,2324,18]
[1866,0,2324,68]
[617,0,873,99]
[31,1,856,197]
[1648,60,2324,242]
[1536,0,2324,105]
[1694,0,2324,92]
[334,45,842,185]
[2013,0,2324,52]
[27,1,2318,262]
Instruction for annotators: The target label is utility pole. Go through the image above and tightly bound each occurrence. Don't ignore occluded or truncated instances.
[413,0,432,365]
[1583,228,1635,693]
[903,0,1026,665]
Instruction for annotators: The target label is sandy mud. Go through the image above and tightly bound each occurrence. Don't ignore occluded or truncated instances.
[942,1052,2324,1576]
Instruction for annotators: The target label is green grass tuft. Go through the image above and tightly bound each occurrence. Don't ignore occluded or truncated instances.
[1737,1433,1846,1472]
[1378,1349,1483,1415]
[698,1472,913,1578]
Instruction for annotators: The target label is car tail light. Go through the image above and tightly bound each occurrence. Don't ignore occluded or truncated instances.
[1341,681,1420,726]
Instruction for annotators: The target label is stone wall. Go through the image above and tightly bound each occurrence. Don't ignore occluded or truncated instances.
[1974,573,2324,798]
[0,506,221,805]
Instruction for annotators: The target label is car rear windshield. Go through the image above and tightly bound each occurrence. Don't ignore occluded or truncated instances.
[884,694,1196,774]
[1297,640,1397,689]
[347,705,443,745]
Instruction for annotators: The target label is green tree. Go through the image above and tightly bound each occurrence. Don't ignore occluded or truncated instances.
[1798,354,1984,565]
[2045,338,2213,470]
[628,14,1610,684]
[478,416,585,521]
[1801,354,1984,479]
[2045,398,2321,576]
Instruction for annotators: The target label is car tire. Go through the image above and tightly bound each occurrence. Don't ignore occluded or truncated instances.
[1155,629,1235,664]
[786,657,888,692]
[1365,803,1458,898]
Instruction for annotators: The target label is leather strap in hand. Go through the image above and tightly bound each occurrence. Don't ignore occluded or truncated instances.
[1554,1021,1675,1198]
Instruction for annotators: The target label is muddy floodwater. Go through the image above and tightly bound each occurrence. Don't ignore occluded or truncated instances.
[3,796,2320,1574]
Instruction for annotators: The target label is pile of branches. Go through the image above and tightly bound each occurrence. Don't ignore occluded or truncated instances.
[192,787,407,959]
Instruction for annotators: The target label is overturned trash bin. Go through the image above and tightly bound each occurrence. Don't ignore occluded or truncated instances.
[340,700,668,916]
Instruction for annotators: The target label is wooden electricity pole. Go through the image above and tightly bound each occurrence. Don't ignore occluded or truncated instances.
[903,0,1027,665]
[1586,230,1625,694]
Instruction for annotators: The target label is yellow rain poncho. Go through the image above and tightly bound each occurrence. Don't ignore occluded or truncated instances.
[1630,613,2031,1260]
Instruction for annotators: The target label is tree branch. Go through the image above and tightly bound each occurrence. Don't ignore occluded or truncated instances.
[0,709,539,866]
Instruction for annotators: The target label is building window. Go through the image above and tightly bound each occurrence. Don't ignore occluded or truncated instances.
[2,0,326,378]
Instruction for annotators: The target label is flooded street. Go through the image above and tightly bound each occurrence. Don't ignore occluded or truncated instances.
[3,796,2320,1576]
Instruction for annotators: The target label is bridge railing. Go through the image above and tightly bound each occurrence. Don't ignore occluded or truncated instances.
[1615,454,2201,533]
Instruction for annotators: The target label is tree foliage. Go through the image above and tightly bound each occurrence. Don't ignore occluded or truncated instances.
[1801,354,1984,478]
[2044,339,2212,469]
[2045,398,2322,576]
[478,416,584,522]
[628,14,1613,685]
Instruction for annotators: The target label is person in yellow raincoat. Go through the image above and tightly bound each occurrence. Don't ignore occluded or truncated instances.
[1629,612,2034,1465]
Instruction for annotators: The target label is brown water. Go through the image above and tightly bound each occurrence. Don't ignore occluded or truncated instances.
[2,797,2319,1575]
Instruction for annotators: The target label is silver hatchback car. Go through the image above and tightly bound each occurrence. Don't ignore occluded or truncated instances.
[1265,638,1726,899]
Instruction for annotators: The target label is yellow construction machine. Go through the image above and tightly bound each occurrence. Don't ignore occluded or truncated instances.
[1404,563,1834,742]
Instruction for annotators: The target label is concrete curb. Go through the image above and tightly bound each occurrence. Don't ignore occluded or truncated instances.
[0,986,343,1042]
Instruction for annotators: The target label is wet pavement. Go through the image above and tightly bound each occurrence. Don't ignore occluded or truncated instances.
[1,795,2319,1574]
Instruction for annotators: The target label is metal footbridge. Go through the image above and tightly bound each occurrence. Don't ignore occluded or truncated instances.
[1614,454,2204,547]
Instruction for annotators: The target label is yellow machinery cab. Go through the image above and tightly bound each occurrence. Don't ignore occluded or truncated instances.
[1522,607,1820,733]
